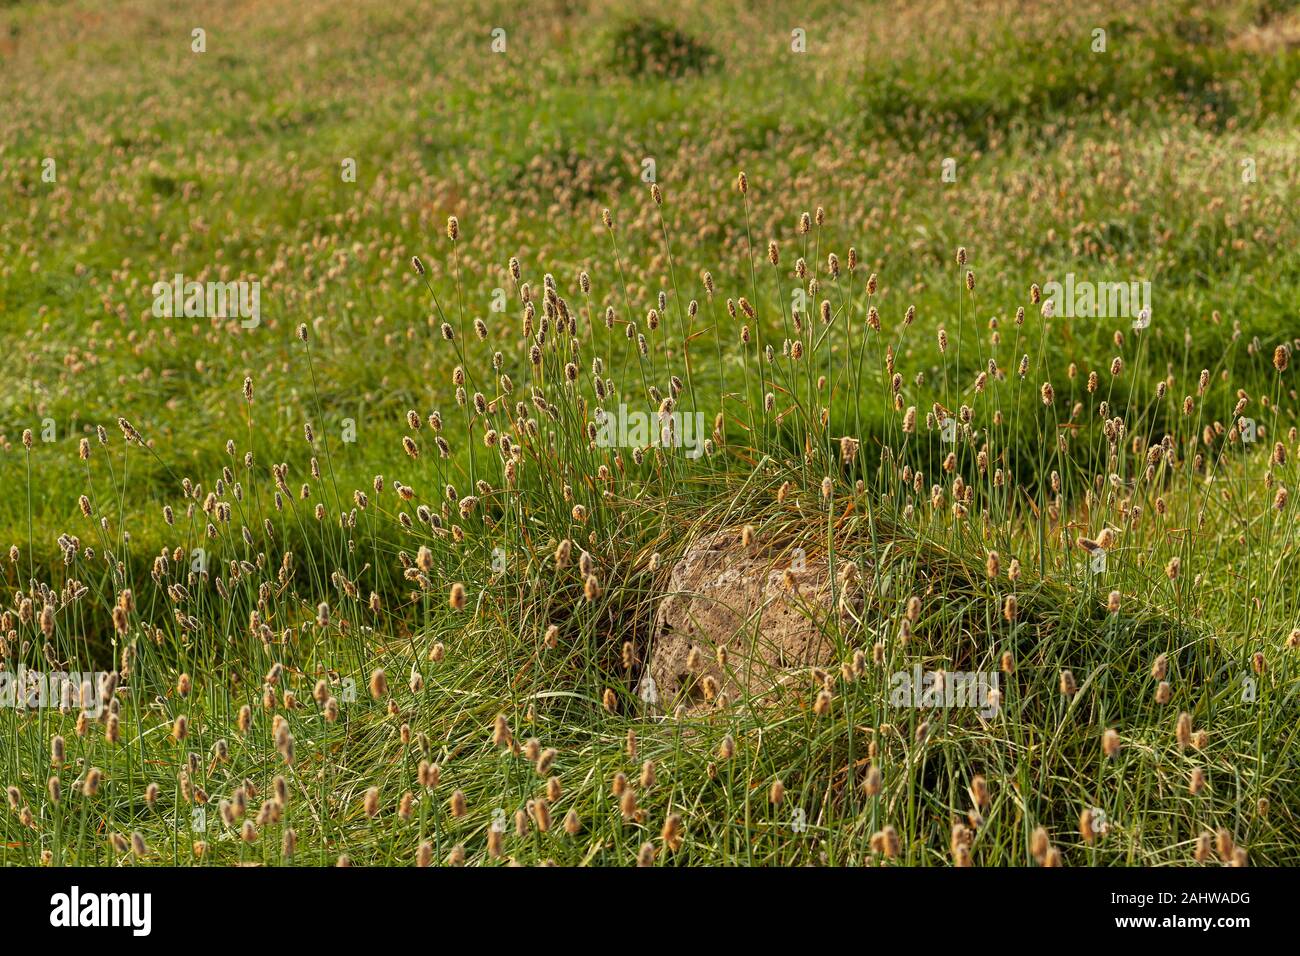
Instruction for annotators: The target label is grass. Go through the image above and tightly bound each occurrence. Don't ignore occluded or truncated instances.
[1,0,1298,866]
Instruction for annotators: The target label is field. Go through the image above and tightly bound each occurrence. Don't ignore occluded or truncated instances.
[1,0,1298,867]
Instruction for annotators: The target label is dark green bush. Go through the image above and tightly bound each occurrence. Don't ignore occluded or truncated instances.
[608,17,719,79]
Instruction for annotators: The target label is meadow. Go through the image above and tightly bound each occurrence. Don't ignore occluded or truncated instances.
[1,0,1298,866]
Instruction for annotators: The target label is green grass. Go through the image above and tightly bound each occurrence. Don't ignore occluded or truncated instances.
[1,0,1298,866]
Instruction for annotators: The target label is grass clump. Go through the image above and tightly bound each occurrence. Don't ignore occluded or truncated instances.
[608,17,720,79]
[0,0,1297,869]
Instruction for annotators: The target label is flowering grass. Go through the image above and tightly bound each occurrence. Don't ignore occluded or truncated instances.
[1,0,1298,866]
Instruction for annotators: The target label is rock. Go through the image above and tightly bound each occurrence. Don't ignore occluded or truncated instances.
[646,528,861,711]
